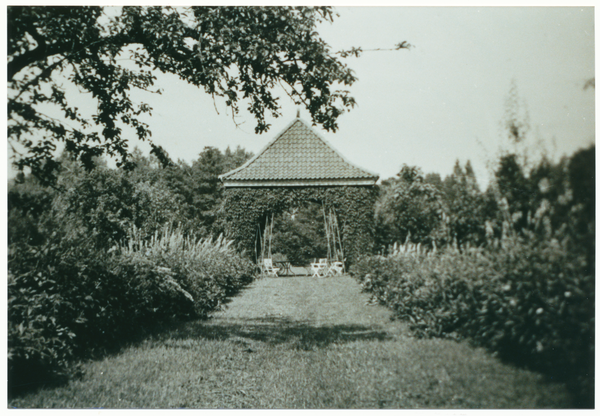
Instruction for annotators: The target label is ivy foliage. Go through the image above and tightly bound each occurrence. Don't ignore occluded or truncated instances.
[220,186,378,266]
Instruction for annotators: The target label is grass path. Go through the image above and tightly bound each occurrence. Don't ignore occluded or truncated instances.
[10,275,572,409]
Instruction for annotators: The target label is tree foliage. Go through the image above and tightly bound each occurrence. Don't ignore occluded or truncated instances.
[8,145,252,252]
[441,160,487,245]
[375,165,448,248]
[271,205,328,265]
[8,6,368,181]
[189,146,253,231]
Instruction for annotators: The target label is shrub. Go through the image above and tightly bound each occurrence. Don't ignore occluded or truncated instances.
[352,238,594,407]
[8,236,197,394]
[8,226,255,396]
[8,148,258,396]
[121,225,255,316]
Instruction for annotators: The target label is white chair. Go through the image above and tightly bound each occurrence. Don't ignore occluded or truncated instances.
[310,258,328,277]
[309,261,321,277]
[262,259,280,277]
[326,261,344,276]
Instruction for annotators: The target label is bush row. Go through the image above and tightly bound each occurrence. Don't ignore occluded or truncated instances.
[352,239,594,407]
[8,227,255,395]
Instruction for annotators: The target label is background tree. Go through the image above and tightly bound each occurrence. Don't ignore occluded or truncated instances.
[8,6,406,182]
[271,204,328,265]
[8,143,253,251]
[190,146,253,233]
[8,173,55,246]
[483,81,536,237]
[491,154,532,234]
[423,172,443,189]
[567,146,595,274]
[441,160,486,245]
[375,165,448,249]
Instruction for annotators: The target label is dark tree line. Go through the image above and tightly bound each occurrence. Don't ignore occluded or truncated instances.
[8,146,253,250]
[374,145,595,274]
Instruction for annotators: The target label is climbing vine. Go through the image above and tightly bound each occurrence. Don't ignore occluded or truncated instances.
[219,186,378,267]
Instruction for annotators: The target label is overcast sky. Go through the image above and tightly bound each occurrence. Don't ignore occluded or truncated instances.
[6,5,595,188]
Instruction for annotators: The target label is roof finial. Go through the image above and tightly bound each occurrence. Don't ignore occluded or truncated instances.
[296,108,300,118]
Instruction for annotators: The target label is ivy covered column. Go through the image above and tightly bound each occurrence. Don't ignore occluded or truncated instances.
[220,188,275,258]
[327,186,378,266]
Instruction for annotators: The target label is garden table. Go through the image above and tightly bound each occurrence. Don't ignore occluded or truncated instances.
[275,261,295,276]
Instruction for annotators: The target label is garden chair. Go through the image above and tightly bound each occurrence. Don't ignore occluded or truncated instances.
[325,260,344,276]
[310,258,328,277]
[262,258,280,277]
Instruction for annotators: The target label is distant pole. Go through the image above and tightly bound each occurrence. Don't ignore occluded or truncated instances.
[255,226,259,264]
[296,108,300,118]
[269,213,274,259]
[323,203,332,263]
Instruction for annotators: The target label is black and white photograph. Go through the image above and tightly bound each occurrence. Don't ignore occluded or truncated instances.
[6,3,595,410]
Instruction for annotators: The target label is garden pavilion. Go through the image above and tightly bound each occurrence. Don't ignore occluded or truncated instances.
[218,115,379,273]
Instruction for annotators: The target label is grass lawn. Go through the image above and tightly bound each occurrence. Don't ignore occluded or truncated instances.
[9,275,573,409]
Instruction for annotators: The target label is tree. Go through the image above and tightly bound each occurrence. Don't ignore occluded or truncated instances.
[493,153,532,233]
[375,165,448,248]
[190,146,253,231]
[124,145,253,236]
[271,204,328,265]
[423,172,443,190]
[9,6,407,182]
[8,173,55,245]
[441,160,486,245]
[566,145,594,272]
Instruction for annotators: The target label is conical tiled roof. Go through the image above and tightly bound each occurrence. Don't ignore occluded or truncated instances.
[219,118,378,187]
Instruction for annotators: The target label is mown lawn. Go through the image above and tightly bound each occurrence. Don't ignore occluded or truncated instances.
[9,275,573,409]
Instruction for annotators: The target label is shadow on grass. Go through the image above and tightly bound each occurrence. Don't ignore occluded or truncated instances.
[161,316,392,350]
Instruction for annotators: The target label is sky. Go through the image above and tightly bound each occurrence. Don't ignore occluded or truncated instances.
[5,5,596,189]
